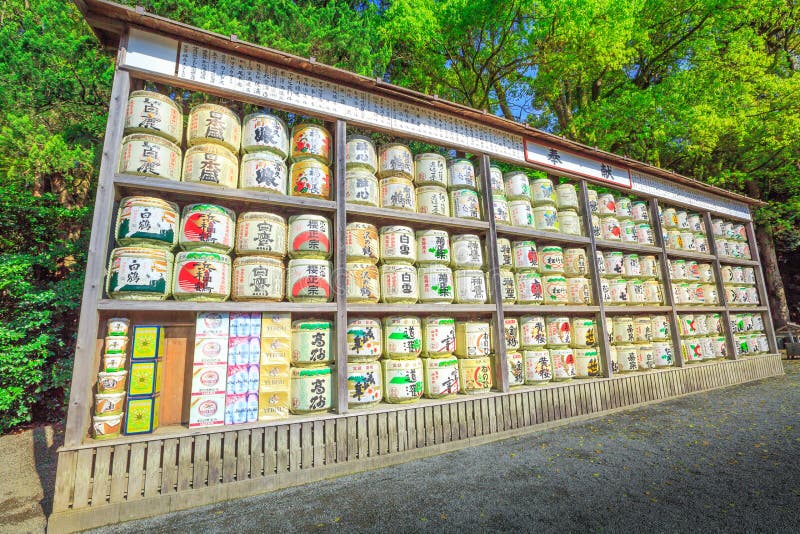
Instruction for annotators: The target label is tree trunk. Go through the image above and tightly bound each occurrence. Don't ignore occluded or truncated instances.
[755,222,791,328]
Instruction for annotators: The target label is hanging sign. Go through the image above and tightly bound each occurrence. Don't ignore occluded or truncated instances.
[523,139,632,188]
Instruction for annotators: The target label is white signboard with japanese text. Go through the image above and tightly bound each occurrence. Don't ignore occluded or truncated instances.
[523,139,632,188]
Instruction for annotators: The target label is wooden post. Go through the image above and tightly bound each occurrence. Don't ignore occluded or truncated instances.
[333,119,349,414]
[704,211,738,360]
[649,198,684,367]
[579,180,612,377]
[64,37,130,447]
[744,219,779,354]
[479,155,508,392]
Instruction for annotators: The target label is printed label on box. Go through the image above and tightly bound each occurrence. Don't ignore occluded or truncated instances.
[193,337,229,366]
[195,312,230,338]
[230,312,262,338]
[258,389,290,421]
[225,392,258,424]
[189,394,225,428]
[260,313,291,338]
[191,364,227,396]
[259,361,291,390]
[260,337,291,364]
[132,325,165,359]
[228,336,261,365]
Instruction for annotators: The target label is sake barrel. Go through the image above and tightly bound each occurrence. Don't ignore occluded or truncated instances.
[640,255,659,279]
[416,185,450,217]
[504,171,531,200]
[414,152,447,186]
[489,165,505,194]
[661,207,678,228]
[515,271,544,304]
[564,248,589,276]
[616,344,640,372]
[454,269,487,304]
[378,143,414,180]
[383,316,422,359]
[418,265,454,303]
[559,210,582,235]
[694,233,708,253]
[119,134,182,181]
[574,348,601,378]
[571,318,597,347]
[539,246,564,274]
[458,357,492,394]
[106,318,130,337]
[345,134,377,173]
[679,314,697,337]
[291,320,333,365]
[631,200,649,222]
[653,341,674,367]
[682,338,704,363]
[599,278,612,303]
[637,344,656,370]
[288,214,332,259]
[542,275,568,304]
[597,193,616,215]
[513,240,539,271]
[676,210,690,229]
[644,280,663,304]
[447,158,477,190]
[455,321,492,358]
[613,316,635,343]
[497,238,513,268]
[595,250,608,277]
[346,262,380,303]
[187,103,241,153]
[379,225,416,264]
[345,222,379,263]
[235,212,287,257]
[286,259,332,302]
[686,212,703,232]
[627,279,646,305]
[291,123,331,164]
[490,269,517,303]
[600,216,621,240]
[591,214,601,239]
[566,277,592,305]
[115,196,178,249]
[345,169,380,207]
[290,159,331,200]
[383,358,423,403]
[680,231,695,251]
[503,317,521,352]
[509,200,534,227]
[231,256,284,301]
[530,177,555,205]
[451,234,484,269]
[290,366,332,414]
[450,188,482,220]
[183,143,238,188]
[346,318,382,362]
[239,151,287,194]
[380,176,416,211]
[173,251,231,301]
[615,197,633,219]
[667,229,683,249]
[493,195,511,224]
[520,315,547,348]
[550,348,576,381]
[620,219,637,243]
[586,188,599,213]
[523,350,552,384]
[179,203,235,254]
[556,183,579,210]
[635,223,655,245]
[415,229,450,265]
[706,313,722,335]
[622,254,641,278]
[241,112,289,157]
[546,316,571,346]
[672,259,688,280]
[423,316,457,357]
[124,90,183,144]
[106,247,173,300]
[347,362,383,408]
[533,205,559,232]
[423,357,460,398]
[633,317,653,342]
[380,263,419,303]
[505,352,526,387]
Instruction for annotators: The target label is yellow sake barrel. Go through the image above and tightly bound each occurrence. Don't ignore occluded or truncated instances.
[291,320,333,365]
[416,185,450,217]
[423,316,456,357]
[235,212,287,258]
[290,159,332,200]
[119,133,182,181]
[523,349,552,384]
[450,188,481,220]
[345,134,377,173]
[423,357,460,398]
[241,112,289,157]
[115,196,179,249]
[288,214,332,259]
[447,158,477,190]
[383,358,423,403]
[383,316,422,359]
[291,123,332,164]
[378,143,414,180]
[106,247,173,300]
[239,151,288,194]
[380,263,418,304]
[521,315,547,348]
[347,362,383,407]
[346,262,380,303]
[286,259,332,302]
[187,103,241,153]
[379,225,416,264]
[380,176,416,211]
[183,143,238,188]
[173,251,231,301]
[418,265,454,303]
[550,347,576,381]
[124,90,183,144]
[574,348,601,378]
[180,203,235,254]
[290,366,332,414]
[453,269,487,304]
[346,318,382,362]
[345,168,380,207]
[458,356,492,394]
[414,152,447,186]
[455,321,492,358]
[416,229,450,265]
[345,222,379,263]
[231,256,284,301]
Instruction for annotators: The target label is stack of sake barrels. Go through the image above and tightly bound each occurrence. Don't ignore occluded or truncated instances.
[589,190,655,246]
[488,165,510,224]
[415,152,452,217]
[504,174,583,235]
[289,319,334,414]
[731,313,769,357]
[659,206,710,254]
[676,313,727,364]
[382,316,424,403]
[667,258,720,306]
[597,249,664,306]
[92,318,131,439]
[345,317,384,407]
[713,218,752,259]
[517,316,602,384]
[719,264,759,308]
[610,315,674,372]
[454,321,494,394]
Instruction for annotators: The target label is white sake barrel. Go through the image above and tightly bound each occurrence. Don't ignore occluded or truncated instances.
[520,315,547,348]
[380,263,419,304]
[631,200,649,222]
[240,151,288,194]
[550,348,576,381]
[586,188,599,213]
[487,269,517,303]
[180,203,235,254]
[414,152,447,186]
[286,259,332,302]
[380,225,416,264]
[523,350,552,384]
[635,223,655,245]
[418,265,455,303]
[597,193,616,215]
[417,185,450,217]
[571,318,597,347]
[615,197,633,219]
[533,205,559,232]
[623,254,641,277]
[383,316,422,359]
[503,318,521,352]
[345,222,379,264]
[423,357,460,398]
[504,352,526,387]
[595,250,608,276]
[530,177,556,205]
[119,133,182,181]
[235,212,287,258]
[633,317,653,342]
[621,219,637,243]
[489,165,505,194]
[546,316,571,346]
[539,246,564,274]
[682,338,704,363]
[637,344,655,370]
[106,247,173,300]
[513,240,539,271]
[450,188,482,220]
[509,199,534,227]
[173,251,231,302]
[613,316,635,344]
[556,183,579,210]
[232,256,284,301]
[187,103,241,153]
[346,318,382,362]
[291,320,333,365]
[643,280,663,304]
[566,277,592,305]
[423,316,457,356]
[447,159,477,190]
[542,275,568,304]
[288,214,332,259]
[504,171,531,200]
[416,229,450,265]
[563,248,588,276]
[600,216,621,241]
[559,210,582,235]
[453,269,487,304]
[345,135,377,173]
[591,214,602,239]
[627,279,646,305]
[516,271,544,304]
[451,234,484,269]
[616,344,640,372]
[574,348,601,378]
[346,262,380,303]
[497,238,513,269]
[345,169,380,207]
[125,90,183,144]
[347,362,383,408]
[609,278,629,305]
[380,176,416,211]
[183,143,239,188]
[653,341,674,367]
[493,195,511,224]
[455,322,492,358]
[384,359,424,403]
[115,196,179,250]
[241,112,289,157]
[378,143,413,179]
[290,367,332,414]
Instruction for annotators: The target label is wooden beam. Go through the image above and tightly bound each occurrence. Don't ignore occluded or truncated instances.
[334,119,349,414]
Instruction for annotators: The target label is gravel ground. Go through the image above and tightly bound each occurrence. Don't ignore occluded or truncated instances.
[93,361,800,534]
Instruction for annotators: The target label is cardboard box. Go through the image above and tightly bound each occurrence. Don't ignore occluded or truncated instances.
[260,313,291,338]
[224,392,258,425]
[259,360,291,390]
[226,364,259,394]
[128,359,163,397]
[258,388,290,421]
[230,312,262,338]
[131,325,165,360]
[228,336,260,365]
[193,337,229,366]
[191,364,227,396]
[189,394,225,428]
[195,312,230,338]
[260,337,291,364]
[123,394,160,435]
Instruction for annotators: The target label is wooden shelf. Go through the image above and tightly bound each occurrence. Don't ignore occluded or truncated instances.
[665,248,717,261]
[97,299,337,312]
[494,224,591,245]
[503,305,600,314]
[114,173,337,212]
[347,303,496,314]
[603,305,672,314]
[346,203,490,231]
[594,239,662,255]
[717,257,759,266]
[675,306,727,313]
[728,306,768,313]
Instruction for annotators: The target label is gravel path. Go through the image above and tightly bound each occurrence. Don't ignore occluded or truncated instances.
[92,361,800,534]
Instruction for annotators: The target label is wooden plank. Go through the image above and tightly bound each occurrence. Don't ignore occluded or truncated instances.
[207,434,222,486]
[221,432,237,483]
[161,438,178,493]
[546,388,556,421]
[367,414,379,457]
[313,420,325,466]
[356,416,368,459]
[72,434,96,507]
[458,401,468,438]
[334,118,350,417]
[473,400,483,436]
[53,451,77,513]
[492,397,503,432]
[449,403,460,440]
[127,442,146,501]
[143,440,163,498]
[250,428,264,478]
[416,408,426,448]
[237,430,251,481]
[440,404,451,443]
[162,331,191,425]
[482,398,492,432]
[378,412,390,454]
[346,418,358,461]
[396,410,407,452]
[193,435,208,489]
[108,445,129,504]
[465,401,476,437]
[263,427,276,476]
[289,424,301,471]
[425,406,437,443]
[517,393,526,427]
[178,436,194,491]
[324,420,336,465]
[90,447,112,507]
[276,425,290,472]
[336,418,348,462]
[406,410,417,450]
[387,412,399,453]
[301,422,313,469]
[506,394,517,429]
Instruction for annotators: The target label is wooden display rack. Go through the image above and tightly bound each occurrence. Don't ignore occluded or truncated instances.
[51,1,784,531]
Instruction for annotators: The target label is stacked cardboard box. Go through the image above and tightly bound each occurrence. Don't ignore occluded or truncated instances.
[190,313,229,428]
[259,313,291,420]
[124,325,165,435]
[226,313,261,424]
